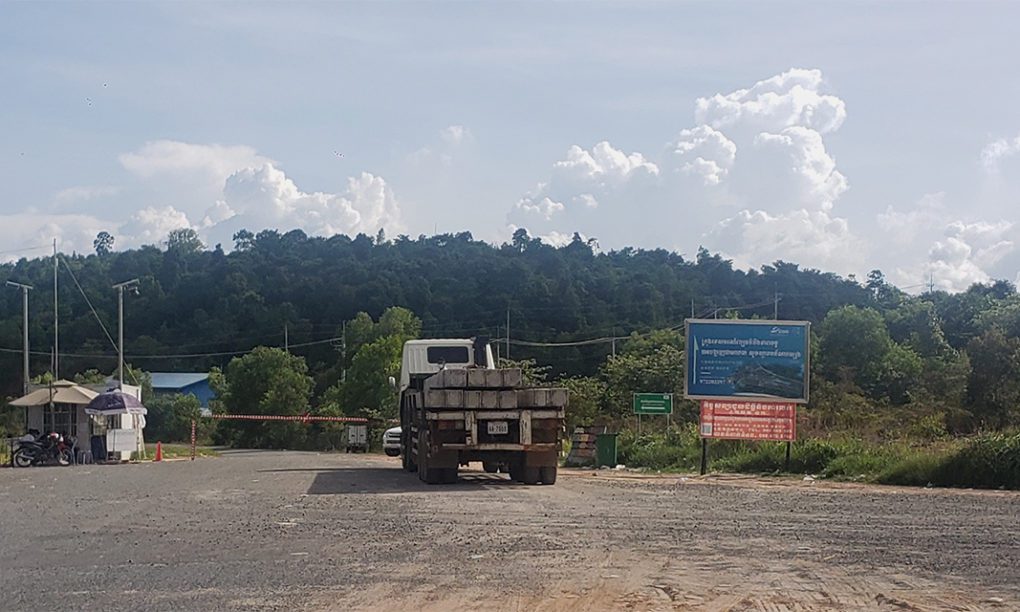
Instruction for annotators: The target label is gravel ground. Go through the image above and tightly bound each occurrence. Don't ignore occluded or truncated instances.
[0,450,1017,611]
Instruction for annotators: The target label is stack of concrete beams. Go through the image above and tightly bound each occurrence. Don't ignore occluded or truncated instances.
[565,426,602,466]
[423,368,568,410]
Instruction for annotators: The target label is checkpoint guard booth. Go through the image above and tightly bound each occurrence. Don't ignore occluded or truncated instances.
[8,381,146,463]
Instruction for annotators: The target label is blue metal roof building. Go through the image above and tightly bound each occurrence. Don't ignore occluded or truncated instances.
[150,372,214,409]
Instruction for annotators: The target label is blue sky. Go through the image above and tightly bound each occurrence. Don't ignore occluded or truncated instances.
[2,1,1020,290]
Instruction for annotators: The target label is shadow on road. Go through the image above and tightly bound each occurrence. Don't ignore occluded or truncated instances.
[258,466,528,495]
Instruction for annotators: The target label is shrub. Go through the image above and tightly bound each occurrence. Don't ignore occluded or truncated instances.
[714,443,785,473]
[617,425,701,470]
[877,453,946,487]
[821,450,894,480]
[934,431,1020,489]
[879,432,1020,489]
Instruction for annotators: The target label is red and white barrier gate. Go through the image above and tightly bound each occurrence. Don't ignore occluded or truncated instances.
[190,414,370,460]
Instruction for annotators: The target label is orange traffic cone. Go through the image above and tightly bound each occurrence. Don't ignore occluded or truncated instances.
[154,441,163,462]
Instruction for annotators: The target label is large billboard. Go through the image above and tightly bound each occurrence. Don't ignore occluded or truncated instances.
[685,319,810,403]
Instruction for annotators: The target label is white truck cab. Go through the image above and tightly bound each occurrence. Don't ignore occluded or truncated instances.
[398,338,495,393]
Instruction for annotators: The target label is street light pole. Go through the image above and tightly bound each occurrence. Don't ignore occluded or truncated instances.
[112,279,139,389]
[7,281,33,395]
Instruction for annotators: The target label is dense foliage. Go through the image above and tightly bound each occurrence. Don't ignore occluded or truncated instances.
[2,229,1020,473]
[0,229,876,395]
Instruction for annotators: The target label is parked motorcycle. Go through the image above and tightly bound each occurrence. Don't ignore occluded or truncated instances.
[13,432,73,467]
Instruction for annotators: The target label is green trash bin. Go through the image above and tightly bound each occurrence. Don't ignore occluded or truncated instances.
[595,433,618,467]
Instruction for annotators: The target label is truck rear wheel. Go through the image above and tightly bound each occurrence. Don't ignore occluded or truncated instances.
[442,467,458,484]
[520,466,541,485]
[402,450,416,472]
[418,430,444,484]
[539,466,557,485]
[402,432,417,472]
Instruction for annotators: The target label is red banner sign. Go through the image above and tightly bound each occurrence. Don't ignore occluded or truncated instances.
[699,400,796,441]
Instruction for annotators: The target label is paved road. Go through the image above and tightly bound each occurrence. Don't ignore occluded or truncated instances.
[0,451,1017,611]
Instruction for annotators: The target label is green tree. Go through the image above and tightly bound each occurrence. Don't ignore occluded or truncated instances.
[377,306,422,340]
[213,347,314,448]
[93,231,115,256]
[561,376,607,428]
[232,229,255,251]
[73,369,107,385]
[600,343,688,421]
[166,228,204,254]
[965,329,1020,429]
[145,393,203,442]
[816,306,922,402]
[331,335,404,419]
[884,299,951,358]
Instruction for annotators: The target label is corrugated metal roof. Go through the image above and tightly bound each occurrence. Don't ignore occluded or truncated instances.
[150,372,210,390]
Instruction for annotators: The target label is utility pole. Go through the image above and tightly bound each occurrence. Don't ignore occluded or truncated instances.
[284,323,289,353]
[341,320,347,383]
[7,281,32,395]
[113,279,139,389]
[53,239,58,378]
[774,285,779,320]
[691,298,695,318]
[506,306,511,361]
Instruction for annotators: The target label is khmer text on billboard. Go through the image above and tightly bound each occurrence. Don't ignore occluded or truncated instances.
[685,319,810,403]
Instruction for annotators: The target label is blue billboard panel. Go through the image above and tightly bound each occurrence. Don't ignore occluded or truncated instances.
[685,320,810,403]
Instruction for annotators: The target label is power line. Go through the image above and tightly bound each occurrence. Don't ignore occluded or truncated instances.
[0,335,345,361]
[0,244,50,257]
[60,256,118,353]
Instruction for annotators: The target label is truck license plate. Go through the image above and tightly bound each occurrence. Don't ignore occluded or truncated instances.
[487,421,509,435]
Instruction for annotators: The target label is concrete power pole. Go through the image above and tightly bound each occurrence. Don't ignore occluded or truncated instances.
[7,281,33,395]
[113,279,139,389]
[53,239,58,378]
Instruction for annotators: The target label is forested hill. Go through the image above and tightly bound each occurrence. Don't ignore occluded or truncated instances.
[0,228,1013,396]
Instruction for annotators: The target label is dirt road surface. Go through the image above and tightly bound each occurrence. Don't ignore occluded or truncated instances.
[1,451,1017,611]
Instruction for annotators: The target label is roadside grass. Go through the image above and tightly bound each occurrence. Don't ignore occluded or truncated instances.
[616,426,1020,490]
[133,444,221,461]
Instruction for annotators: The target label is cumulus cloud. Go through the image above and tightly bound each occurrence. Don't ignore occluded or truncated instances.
[747,127,847,210]
[710,209,861,272]
[509,67,857,273]
[440,125,473,146]
[930,220,1015,290]
[554,142,660,186]
[538,230,575,247]
[879,194,1017,291]
[208,164,403,241]
[0,213,111,261]
[91,140,404,249]
[53,185,121,207]
[981,132,1020,173]
[512,141,659,225]
[694,68,846,135]
[119,206,193,248]
[517,195,565,220]
[120,141,271,189]
[410,125,475,167]
[877,192,947,241]
[670,125,736,186]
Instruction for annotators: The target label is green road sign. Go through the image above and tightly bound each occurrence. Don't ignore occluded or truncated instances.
[633,393,673,415]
